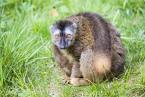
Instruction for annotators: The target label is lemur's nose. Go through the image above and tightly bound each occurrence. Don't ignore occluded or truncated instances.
[59,38,67,49]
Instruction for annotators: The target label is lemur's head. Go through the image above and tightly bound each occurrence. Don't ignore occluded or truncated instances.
[50,20,77,49]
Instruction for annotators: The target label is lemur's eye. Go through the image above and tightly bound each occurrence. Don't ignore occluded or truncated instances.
[66,34,72,39]
[55,34,60,39]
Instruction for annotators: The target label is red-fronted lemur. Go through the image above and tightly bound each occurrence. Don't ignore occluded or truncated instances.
[50,12,125,86]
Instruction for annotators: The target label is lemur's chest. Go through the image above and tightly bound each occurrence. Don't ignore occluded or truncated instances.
[60,43,82,62]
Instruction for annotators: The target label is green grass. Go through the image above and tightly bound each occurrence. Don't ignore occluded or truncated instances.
[0,0,145,97]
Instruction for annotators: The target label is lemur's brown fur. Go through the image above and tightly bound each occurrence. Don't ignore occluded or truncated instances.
[53,12,125,86]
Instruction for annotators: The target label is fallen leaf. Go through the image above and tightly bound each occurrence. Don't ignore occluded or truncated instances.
[50,7,59,17]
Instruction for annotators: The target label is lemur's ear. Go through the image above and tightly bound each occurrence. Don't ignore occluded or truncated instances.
[49,24,55,33]
[49,24,60,35]
[71,23,77,33]
[72,22,77,29]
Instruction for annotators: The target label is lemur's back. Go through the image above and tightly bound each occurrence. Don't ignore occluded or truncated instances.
[67,13,111,52]
[67,12,125,77]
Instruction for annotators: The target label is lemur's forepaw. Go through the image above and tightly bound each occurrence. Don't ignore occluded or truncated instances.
[70,78,90,86]
[62,78,70,85]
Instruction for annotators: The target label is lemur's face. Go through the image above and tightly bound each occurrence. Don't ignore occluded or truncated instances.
[50,20,77,49]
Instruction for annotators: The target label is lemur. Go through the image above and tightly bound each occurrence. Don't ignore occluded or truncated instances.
[50,12,125,86]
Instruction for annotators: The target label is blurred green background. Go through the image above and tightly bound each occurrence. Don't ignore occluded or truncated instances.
[0,0,145,97]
